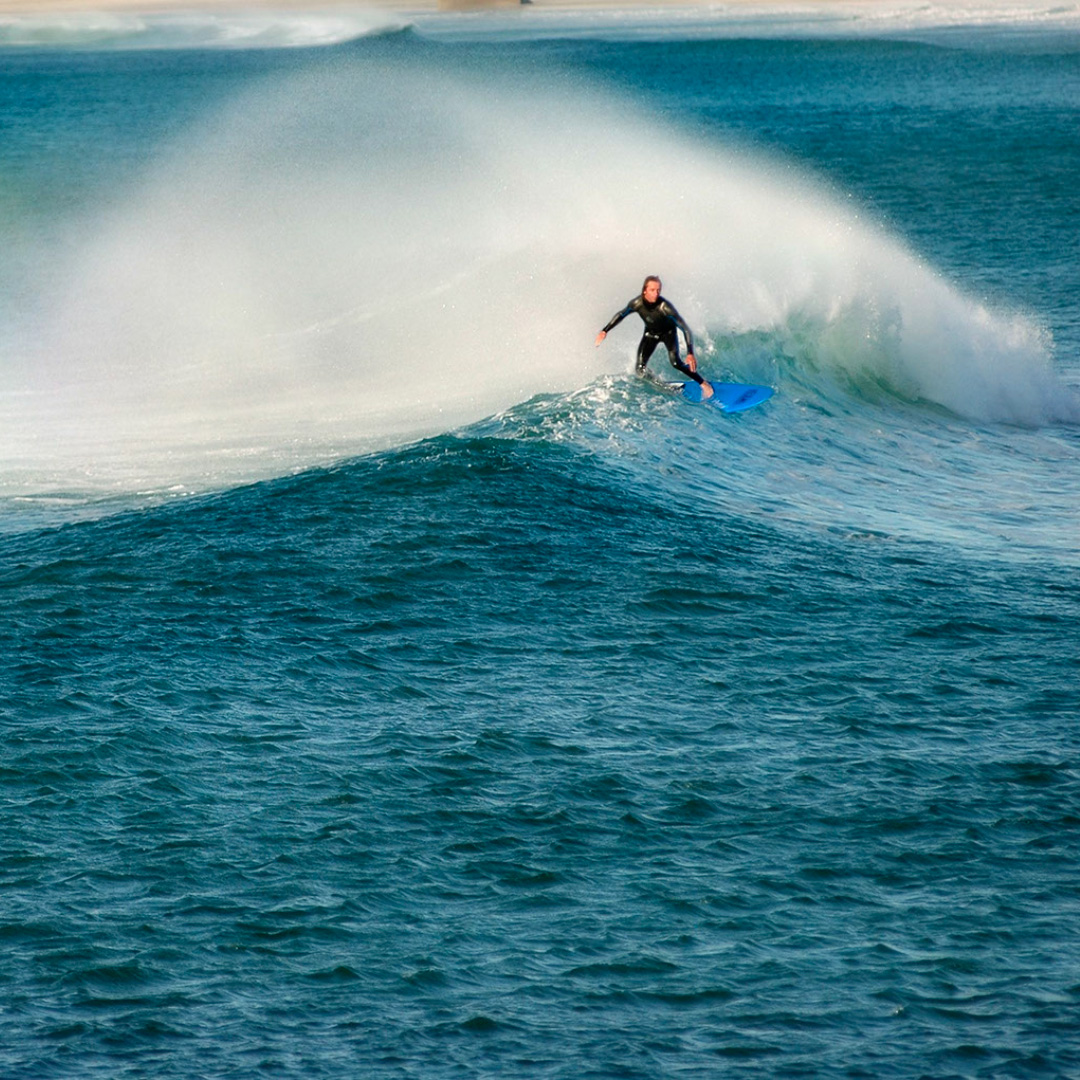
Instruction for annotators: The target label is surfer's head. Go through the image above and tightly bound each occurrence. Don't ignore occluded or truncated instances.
[642,276,661,303]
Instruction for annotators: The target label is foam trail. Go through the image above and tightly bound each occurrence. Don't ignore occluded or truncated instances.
[3,55,1076,503]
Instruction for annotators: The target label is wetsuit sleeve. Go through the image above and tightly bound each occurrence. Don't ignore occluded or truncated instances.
[601,298,639,334]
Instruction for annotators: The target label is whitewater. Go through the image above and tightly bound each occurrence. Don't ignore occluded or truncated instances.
[2,6,1079,1079]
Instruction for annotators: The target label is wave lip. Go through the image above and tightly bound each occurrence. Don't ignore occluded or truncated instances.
[0,10,408,51]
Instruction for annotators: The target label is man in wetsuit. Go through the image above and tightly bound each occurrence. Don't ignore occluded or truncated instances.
[595,276,713,399]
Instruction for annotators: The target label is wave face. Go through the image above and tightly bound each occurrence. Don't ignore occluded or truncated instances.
[1,38,1076,513]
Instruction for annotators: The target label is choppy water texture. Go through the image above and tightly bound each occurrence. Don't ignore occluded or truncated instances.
[2,8,1080,1078]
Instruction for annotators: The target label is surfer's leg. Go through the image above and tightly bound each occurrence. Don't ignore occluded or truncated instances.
[665,337,704,385]
[636,334,661,374]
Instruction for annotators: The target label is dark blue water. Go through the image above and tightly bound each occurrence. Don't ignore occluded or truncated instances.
[3,11,1080,1078]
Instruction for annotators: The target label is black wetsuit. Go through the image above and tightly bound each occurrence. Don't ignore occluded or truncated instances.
[601,295,703,384]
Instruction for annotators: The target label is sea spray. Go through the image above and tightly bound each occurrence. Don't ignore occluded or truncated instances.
[3,52,1074,502]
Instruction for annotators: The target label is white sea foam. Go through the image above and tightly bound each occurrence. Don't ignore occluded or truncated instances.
[4,0,1076,52]
[2,53,1076,504]
[0,9,405,50]
[412,0,1080,44]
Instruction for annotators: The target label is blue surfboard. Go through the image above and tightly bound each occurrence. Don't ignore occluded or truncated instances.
[682,380,774,413]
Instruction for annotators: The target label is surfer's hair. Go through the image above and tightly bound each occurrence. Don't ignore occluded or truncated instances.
[642,275,661,292]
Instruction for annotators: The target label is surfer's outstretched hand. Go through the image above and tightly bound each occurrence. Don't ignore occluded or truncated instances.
[594,330,607,347]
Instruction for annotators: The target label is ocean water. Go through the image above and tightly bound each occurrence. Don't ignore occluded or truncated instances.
[2,6,1080,1077]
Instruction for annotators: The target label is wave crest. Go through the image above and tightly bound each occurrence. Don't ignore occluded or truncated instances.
[4,53,1076,507]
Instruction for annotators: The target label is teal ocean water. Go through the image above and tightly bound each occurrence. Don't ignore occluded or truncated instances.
[2,8,1079,1077]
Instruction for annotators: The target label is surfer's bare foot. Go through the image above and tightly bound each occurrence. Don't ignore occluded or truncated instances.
[699,380,714,399]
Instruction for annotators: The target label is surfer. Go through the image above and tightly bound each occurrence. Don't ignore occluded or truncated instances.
[595,276,713,399]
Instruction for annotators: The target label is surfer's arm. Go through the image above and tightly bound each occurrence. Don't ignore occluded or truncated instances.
[664,302,696,360]
[597,299,638,344]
